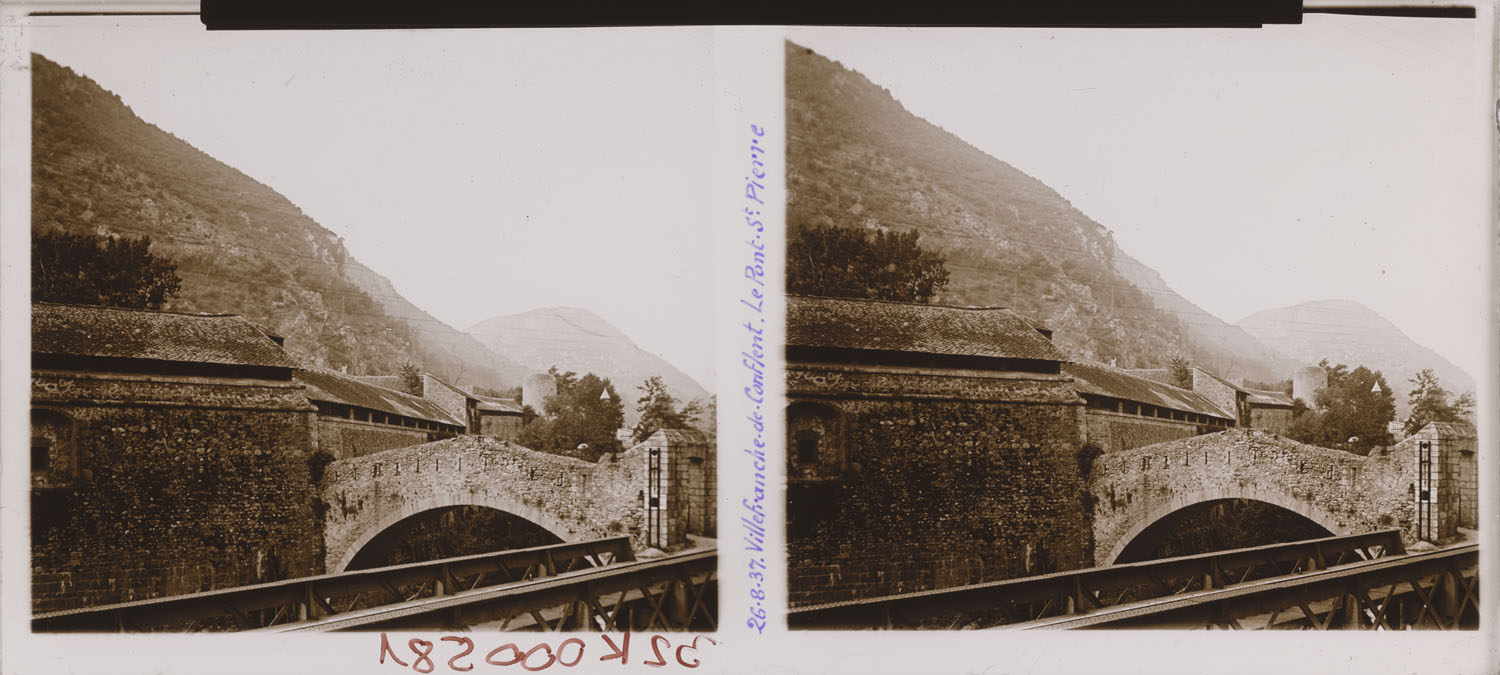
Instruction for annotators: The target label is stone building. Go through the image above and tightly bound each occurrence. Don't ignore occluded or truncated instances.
[1130,365,1294,434]
[1405,421,1478,540]
[786,296,1088,607]
[30,303,321,611]
[473,394,525,441]
[298,368,465,460]
[353,372,523,441]
[1064,360,1235,452]
[635,429,716,548]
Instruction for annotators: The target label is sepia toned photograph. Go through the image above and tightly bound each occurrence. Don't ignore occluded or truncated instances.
[21,17,717,634]
[783,19,1485,630]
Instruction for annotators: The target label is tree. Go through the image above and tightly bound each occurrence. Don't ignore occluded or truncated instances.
[1286,360,1395,455]
[1404,368,1474,435]
[1168,357,1193,390]
[516,367,624,460]
[398,361,424,397]
[33,228,181,309]
[787,224,950,302]
[631,376,704,444]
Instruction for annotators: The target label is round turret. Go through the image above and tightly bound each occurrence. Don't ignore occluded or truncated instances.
[1293,365,1327,407]
[522,373,557,411]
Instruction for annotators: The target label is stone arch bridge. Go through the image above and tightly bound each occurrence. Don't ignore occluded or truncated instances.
[1089,426,1476,566]
[320,431,713,573]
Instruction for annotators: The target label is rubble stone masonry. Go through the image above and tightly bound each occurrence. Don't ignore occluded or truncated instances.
[786,363,1088,607]
[1090,429,1425,565]
[31,371,321,612]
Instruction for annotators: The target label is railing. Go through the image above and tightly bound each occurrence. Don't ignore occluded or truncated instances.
[34,537,634,632]
[260,549,718,632]
[1009,543,1478,630]
[788,530,1406,630]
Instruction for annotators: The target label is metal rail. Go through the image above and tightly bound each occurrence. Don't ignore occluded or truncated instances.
[788,530,1406,630]
[1009,544,1478,630]
[34,536,634,632]
[259,549,718,632]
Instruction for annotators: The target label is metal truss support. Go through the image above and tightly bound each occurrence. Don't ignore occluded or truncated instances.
[34,537,636,633]
[788,530,1410,630]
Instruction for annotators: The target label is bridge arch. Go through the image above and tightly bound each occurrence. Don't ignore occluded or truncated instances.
[1089,429,1419,567]
[1100,486,1348,566]
[332,493,580,573]
[320,437,649,574]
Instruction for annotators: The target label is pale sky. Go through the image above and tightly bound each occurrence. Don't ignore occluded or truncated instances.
[23,18,1493,387]
[789,20,1489,381]
[29,17,717,388]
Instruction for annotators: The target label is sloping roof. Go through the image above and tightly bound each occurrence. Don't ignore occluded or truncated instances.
[295,368,464,427]
[32,302,298,369]
[1123,368,1173,386]
[1243,387,1295,408]
[475,395,524,414]
[1424,421,1477,438]
[1064,361,1235,420]
[352,374,403,389]
[786,295,1066,362]
[423,373,476,401]
[639,428,710,446]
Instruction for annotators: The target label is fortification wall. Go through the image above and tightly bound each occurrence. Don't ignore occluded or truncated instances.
[786,364,1087,608]
[312,416,449,460]
[1082,409,1203,452]
[30,372,320,612]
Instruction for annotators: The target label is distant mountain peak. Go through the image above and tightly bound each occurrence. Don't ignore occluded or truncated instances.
[469,306,628,342]
[464,307,707,426]
[1235,300,1474,417]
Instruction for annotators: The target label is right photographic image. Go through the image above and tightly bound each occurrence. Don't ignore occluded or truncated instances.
[782,20,1484,630]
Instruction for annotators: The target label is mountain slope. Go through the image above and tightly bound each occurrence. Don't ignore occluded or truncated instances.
[466,307,709,426]
[30,52,525,389]
[1236,299,1475,415]
[786,41,1290,381]
[1111,253,1303,379]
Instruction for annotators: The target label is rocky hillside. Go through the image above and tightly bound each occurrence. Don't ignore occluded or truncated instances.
[786,41,1291,381]
[466,307,710,425]
[1237,299,1475,414]
[31,53,525,389]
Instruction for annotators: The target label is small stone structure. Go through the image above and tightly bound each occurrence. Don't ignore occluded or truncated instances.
[786,296,1088,607]
[30,303,321,611]
[638,429,716,548]
[1405,421,1477,539]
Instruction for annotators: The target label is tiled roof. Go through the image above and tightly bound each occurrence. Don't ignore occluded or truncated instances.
[638,428,710,446]
[1064,361,1235,420]
[353,375,404,390]
[475,395,524,414]
[1123,368,1173,386]
[295,368,464,427]
[786,295,1067,362]
[32,302,298,369]
[1424,421,1476,438]
[1243,388,1295,408]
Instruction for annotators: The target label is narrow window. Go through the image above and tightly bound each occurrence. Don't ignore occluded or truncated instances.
[31,435,51,473]
[796,431,820,464]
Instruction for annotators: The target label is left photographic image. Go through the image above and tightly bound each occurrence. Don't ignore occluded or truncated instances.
[26,18,717,632]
